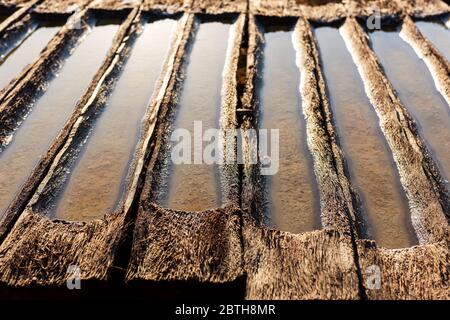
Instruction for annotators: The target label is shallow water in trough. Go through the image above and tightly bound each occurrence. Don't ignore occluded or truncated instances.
[0,21,118,217]
[156,21,230,212]
[54,18,176,221]
[371,30,450,182]
[0,23,59,90]
[415,20,450,61]
[258,27,320,234]
[316,27,417,248]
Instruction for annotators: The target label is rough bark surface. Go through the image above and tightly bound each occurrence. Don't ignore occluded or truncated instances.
[244,222,361,299]
[126,204,244,283]
[126,13,245,283]
[0,210,126,286]
[400,16,450,108]
[0,6,143,286]
[340,18,449,245]
[0,8,94,241]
